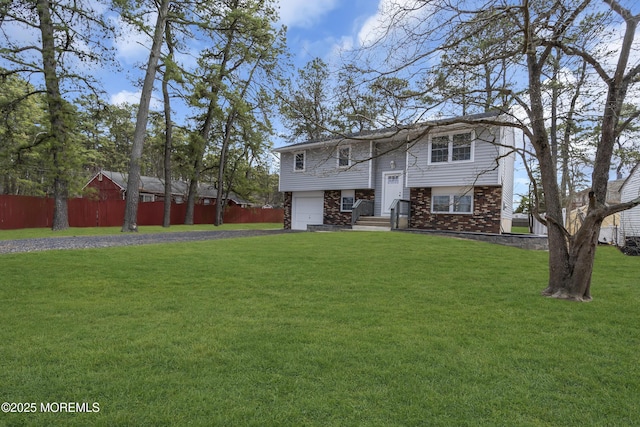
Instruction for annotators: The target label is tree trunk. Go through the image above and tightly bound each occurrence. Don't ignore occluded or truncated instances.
[184,101,218,225]
[122,0,170,232]
[184,165,201,225]
[162,23,175,228]
[162,79,172,228]
[536,2,639,301]
[214,130,231,226]
[542,192,602,301]
[36,0,69,231]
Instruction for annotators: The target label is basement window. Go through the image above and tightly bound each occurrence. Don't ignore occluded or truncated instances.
[341,190,355,212]
[432,189,473,214]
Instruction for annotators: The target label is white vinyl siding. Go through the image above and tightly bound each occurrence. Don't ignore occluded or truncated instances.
[499,126,515,231]
[620,165,640,241]
[278,143,371,192]
[407,126,502,188]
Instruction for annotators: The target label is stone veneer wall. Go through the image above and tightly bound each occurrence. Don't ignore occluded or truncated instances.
[324,189,375,226]
[410,186,503,233]
[283,192,292,229]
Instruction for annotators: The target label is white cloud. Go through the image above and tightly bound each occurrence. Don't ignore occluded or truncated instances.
[110,89,163,111]
[111,13,154,64]
[357,0,427,48]
[110,90,141,106]
[276,0,339,29]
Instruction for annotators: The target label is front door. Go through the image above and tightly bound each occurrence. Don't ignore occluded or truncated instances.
[382,171,404,216]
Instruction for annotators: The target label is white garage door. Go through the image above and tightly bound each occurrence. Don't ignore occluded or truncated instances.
[292,191,324,230]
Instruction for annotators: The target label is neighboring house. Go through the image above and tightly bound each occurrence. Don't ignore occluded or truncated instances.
[83,170,250,207]
[275,112,516,232]
[566,179,624,245]
[619,163,640,245]
[570,179,624,210]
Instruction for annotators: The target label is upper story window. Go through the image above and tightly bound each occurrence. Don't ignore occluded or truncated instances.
[294,151,305,172]
[337,146,351,168]
[429,131,473,164]
[431,136,449,163]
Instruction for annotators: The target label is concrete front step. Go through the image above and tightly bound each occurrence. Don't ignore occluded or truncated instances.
[352,225,391,231]
[352,216,391,231]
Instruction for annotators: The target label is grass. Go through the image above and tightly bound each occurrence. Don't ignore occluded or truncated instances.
[0,223,283,240]
[1,232,639,426]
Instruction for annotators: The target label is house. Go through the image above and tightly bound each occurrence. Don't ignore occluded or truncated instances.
[570,179,625,210]
[275,112,515,232]
[619,163,640,246]
[566,179,624,245]
[83,170,251,207]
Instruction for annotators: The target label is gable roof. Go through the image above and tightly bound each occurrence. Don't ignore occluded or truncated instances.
[274,111,503,153]
[85,170,250,205]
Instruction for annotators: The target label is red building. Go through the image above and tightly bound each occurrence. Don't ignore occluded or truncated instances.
[83,170,250,206]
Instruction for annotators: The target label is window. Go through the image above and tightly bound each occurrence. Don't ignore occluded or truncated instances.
[452,133,472,161]
[294,151,305,172]
[430,136,449,163]
[432,191,473,214]
[454,195,472,213]
[430,132,473,163]
[337,146,351,168]
[140,194,155,203]
[432,195,450,213]
[341,190,355,212]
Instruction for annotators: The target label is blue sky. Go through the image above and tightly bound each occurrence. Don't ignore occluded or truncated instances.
[108,0,384,106]
[101,0,532,199]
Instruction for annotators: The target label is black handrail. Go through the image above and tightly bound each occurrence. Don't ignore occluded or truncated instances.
[390,199,411,229]
[352,199,374,225]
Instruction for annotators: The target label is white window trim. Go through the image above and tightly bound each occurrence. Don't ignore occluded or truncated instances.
[431,188,474,214]
[337,145,352,169]
[140,193,155,203]
[293,151,306,172]
[340,190,355,212]
[428,131,475,165]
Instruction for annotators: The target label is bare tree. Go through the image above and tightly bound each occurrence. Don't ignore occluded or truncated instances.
[352,0,640,301]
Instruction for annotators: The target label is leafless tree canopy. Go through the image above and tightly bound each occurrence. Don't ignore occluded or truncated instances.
[338,0,640,301]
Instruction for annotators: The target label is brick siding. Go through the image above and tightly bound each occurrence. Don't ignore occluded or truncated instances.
[283,192,292,229]
[323,189,375,226]
[410,186,503,233]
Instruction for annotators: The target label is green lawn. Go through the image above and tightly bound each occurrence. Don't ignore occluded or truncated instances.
[0,223,283,240]
[1,232,639,426]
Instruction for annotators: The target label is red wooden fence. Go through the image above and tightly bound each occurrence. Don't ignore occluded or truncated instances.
[0,195,283,230]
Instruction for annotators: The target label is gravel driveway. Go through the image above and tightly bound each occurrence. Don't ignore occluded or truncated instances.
[0,229,295,254]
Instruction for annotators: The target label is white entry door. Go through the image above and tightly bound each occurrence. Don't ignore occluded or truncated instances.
[382,171,404,216]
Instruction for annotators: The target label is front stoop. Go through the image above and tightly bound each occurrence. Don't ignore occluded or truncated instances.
[352,216,391,231]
